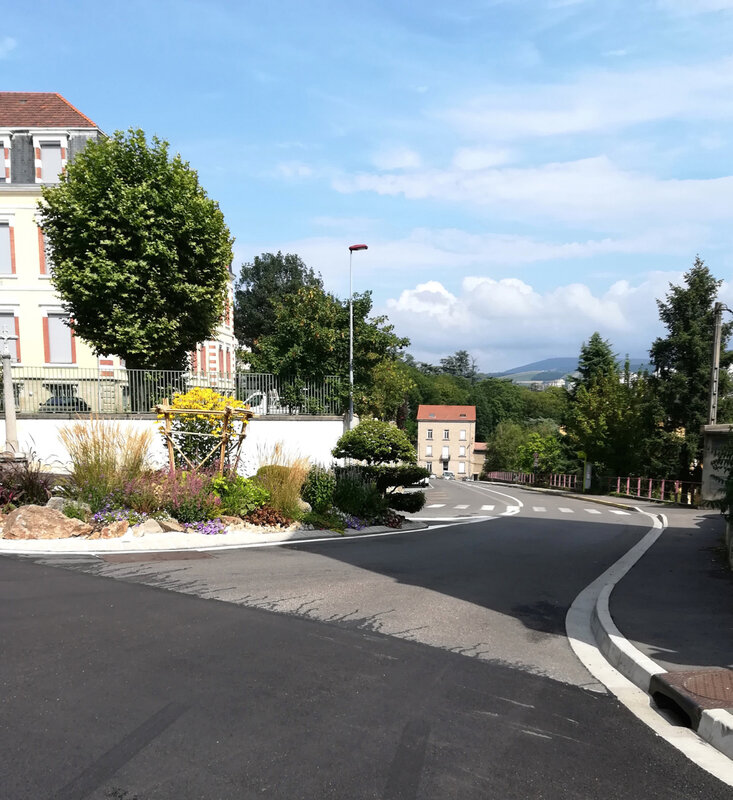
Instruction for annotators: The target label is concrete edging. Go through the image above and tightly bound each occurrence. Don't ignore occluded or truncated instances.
[589,520,733,760]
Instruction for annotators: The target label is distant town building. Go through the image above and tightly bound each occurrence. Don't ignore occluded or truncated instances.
[417,404,485,480]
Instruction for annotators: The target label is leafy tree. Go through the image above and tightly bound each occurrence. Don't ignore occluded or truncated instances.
[482,421,528,472]
[40,129,232,370]
[440,350,478,381]
[517,431,564,473]
[649,257,732,477]
[471,378,525,441]
[572,332,618,394]
[332,419,416,464]
[234,251,323,349]
[522,386,567,425]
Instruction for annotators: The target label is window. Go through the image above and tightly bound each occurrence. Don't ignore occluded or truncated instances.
[458,462,466,474]
[442,446,449,459]
[443,429,449,440]
[459,429,466,441]
[426,428,433,440]
[0,223,13,274]
[41,142,63,182]
[426,461,432,473]
[459,446,466,457]
[0,313,18,361]
[0,140,7,182]
[426,445,432,457]
[46,314,73,363]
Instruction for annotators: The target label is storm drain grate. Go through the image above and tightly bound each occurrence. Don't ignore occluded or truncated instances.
[100,551,213,563]
[683,669,733,704]
[650,668,733,729]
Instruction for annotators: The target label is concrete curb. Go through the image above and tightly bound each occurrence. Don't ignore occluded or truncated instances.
[0,519,429,556]
[589,524,733,761]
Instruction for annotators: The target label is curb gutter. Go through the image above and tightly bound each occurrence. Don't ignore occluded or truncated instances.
[478,480,650,511]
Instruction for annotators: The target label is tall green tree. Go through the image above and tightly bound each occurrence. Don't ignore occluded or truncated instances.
[39,129,233,370]
[249,285,410,417]
[234,251,323,349]
[572,332,618,394]
[649,257,732,477]
[440,350,478,381]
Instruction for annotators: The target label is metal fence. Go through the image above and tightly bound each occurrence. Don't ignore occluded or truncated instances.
[610,476,701,506]
[483,471,578,489]
[0,366,343,416]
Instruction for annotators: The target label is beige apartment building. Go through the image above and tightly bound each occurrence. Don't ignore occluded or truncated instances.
[0,93,236,412]
[416,404,485,479]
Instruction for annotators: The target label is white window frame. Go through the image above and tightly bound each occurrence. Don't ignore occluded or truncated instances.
[426,428,433,440]
[458,462,466,474]
[0,213,15,276]
[425,445,432,457]
[0,310,19,362]
[459,446,466,457]
[33,134,69,184]
[442,445,449,459]
[459,429,466,441]
[0,136,9,182]
[426,461,432,473]
[443,429,450,440]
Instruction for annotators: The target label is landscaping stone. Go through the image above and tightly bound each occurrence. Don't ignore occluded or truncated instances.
[158,518,186,533]
[218,515,245,528]
[297,499,312,513]
[46,497,92,516]
[88,520,129,540]
[130,518,165,537]
[2,505,92,540]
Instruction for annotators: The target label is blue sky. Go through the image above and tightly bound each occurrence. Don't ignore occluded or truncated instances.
[4,0,733,370]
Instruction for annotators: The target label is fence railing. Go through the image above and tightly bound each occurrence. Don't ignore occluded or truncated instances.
[610,476,701,506]
[0,366,343,416]
[484,471,578,489]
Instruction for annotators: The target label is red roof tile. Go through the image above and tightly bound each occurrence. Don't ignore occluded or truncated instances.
[0,92,97,128]
[417,404,476,422]
[473,442,487,452]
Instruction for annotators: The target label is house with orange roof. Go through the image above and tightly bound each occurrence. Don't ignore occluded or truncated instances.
[417,404,485,479]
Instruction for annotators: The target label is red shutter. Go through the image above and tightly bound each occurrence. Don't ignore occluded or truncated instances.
[14,316,20,363]
[9,227,15,274]
[38,228,46,275]
[42,318,50,363]
[69,323,77,364]
[225,350,231,376]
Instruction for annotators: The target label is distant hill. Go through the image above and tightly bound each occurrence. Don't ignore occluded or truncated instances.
[487,356,650,384]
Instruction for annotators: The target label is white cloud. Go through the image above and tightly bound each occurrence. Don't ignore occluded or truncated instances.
[275,161,313,179]
[334,155,733,230]
[452,147,514,170]
[371,147,422,170]
[385,272,733,370]
[440,57,733,140]
[0,37,16,59]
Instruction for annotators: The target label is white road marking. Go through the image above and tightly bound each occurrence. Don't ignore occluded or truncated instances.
[558,508,574,513]
[454,504,470,510]
[585,508,602,514]
[502,505,521,516]
[481,505,495,511]
[532,506,547,512]
[426,503,445,508]
[608,509,630,515]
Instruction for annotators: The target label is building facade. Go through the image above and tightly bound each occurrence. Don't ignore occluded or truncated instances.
[0,93,236,412]
[416,404,479,479]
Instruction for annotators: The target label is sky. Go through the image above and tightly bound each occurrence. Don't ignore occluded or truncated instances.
[4,0,733,370]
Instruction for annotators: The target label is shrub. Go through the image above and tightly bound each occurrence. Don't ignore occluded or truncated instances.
[59,419,152,511]
[301,509,345,533]
[301,465,335,513]
[334,465,429,494]
[211,475,270,516]
[333,470,386,519]
[122,472,167,515]
[386,492,425,513]
[165,387,248,468]
[332,419,416,465]
[380,509,406,529]
[245,505,292,527]
[0,456,54,506]
[63,501,90,522]
[159,469,221,523]
[254,449,309,518]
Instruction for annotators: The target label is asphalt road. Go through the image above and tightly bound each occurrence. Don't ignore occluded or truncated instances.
[2,483,730,798]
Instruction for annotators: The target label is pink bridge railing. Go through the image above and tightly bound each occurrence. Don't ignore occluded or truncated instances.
[484,472,577,490]
[609,477,700,506]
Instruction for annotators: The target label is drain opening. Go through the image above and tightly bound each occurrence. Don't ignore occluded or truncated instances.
[652,692,692,728]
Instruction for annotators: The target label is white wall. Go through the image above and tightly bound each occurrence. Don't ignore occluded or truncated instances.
[0,416,347,474]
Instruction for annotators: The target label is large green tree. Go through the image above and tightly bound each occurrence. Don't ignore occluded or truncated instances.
[234,251,323,349]
[649,257,732,477]
[249,285,410,417]
[39,129,233,370]
[571,332,617,395]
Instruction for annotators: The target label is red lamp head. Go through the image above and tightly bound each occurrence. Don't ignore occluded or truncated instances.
[349,244,368,252]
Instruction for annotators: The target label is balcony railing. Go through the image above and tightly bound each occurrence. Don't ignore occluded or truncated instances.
[0,366,343,416]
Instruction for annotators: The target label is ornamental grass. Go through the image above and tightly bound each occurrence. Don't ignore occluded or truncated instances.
[254,441,309,518]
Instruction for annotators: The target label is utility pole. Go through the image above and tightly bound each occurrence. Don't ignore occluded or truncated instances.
[709,302,724,425]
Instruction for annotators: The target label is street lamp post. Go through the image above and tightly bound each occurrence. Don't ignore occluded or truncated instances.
[348,244,368,429]
[1,325,19,456]
[709,302,732,425]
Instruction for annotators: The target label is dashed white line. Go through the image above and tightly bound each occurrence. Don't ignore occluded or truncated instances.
[426,504,445,509]
[608,509,630,515]
[532,506,547,513]
[481,505,495,511]
[558,508,574,513]
[585,508,602,515]
[454,504,470,510]
[502,505,521,516]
